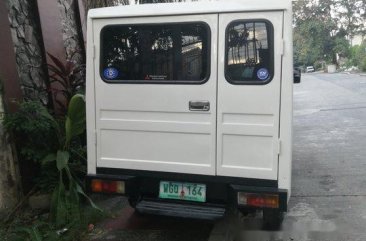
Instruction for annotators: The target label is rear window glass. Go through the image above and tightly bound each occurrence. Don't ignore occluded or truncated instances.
[225,21,274,84]
[100,23,210,83]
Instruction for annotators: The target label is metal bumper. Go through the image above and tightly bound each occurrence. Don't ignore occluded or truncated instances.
[136,199,226,220]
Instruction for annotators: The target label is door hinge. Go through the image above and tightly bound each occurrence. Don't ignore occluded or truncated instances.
[94,130,97,146]
[92,45,96,59]
[276,139,281,155]
[280,39,285,56]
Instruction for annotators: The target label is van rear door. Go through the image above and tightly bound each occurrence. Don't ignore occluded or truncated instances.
[93,15,218,175]
[217,12,284,180]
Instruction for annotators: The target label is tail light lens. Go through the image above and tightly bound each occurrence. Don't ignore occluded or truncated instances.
[238,192,279,208]
[91,179,125,194]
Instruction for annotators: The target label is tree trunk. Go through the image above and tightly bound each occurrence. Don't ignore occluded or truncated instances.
[0,97,22,217]
[0,0,23,217]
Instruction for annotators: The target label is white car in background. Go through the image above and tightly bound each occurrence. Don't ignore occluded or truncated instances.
[306,66,315,73]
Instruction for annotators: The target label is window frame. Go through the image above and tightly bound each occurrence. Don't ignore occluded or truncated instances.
[224,19,275,85]
[99,21,212,85]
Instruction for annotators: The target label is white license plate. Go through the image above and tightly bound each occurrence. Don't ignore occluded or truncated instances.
[159,181,206,202]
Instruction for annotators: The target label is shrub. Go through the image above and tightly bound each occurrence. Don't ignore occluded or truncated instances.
[1,95,102,241]
[361,57,366,72]
[4,101,60,163]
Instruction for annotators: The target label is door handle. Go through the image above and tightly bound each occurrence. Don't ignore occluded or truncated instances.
[189,101,210,111]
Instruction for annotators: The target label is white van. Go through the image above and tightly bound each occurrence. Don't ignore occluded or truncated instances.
[86,0,295,225]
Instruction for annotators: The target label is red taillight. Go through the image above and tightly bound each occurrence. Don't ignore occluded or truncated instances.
[91,179,125,194]
[238,192,279,209]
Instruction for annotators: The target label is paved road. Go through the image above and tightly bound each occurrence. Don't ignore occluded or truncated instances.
[89,196,213,241]
[90,73,366,241]
[214,73,366,241]
[290,72,366,240]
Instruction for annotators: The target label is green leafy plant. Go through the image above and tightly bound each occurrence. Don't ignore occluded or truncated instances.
[361,57,366,72]
[4,101,60,163]
[42,94,100,227]
[16,225,44,241]
[3,101,61,192]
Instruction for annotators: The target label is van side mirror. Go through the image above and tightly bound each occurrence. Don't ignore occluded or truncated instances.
[293,68,301,84]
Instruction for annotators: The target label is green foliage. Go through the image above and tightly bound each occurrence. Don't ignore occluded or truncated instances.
[46,94,101,228]
[293,18,335,66]
[361,56,366,72]
[293,0,365,67]
[333,0,365,38]
[15,225,44,241]
[34,163,59,193]
[333,36,350,58]
[348,41,366,71]
[3,101,60,163]
[2,94,101,241]
[314,61,324,71]
[4,97,88,193]
[56,151,70,171]
[293,0,339,66]
[50,170,81,228]
[65,94,86,147]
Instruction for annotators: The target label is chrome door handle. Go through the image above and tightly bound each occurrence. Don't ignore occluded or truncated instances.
[189,101,210,111]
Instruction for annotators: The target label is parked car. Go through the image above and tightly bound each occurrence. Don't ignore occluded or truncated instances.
[306,66,315,73]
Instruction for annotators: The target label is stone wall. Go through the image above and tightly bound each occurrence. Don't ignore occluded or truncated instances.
[6,0,48,103]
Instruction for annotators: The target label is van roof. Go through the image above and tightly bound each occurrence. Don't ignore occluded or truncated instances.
[88,1,291,19]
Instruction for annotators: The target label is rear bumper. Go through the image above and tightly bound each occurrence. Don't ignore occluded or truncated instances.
[136,199,226,220]
[87,168,288,214]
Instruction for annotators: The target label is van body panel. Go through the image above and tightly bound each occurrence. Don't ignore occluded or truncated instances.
[93,14,218,175]
[278,9,293,197]
[86,1,294,217]
[86,16,96,175]
[88,1,290,19]
[217,12,283,180]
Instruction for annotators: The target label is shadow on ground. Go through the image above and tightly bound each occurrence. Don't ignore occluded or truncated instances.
[87,195,213,241]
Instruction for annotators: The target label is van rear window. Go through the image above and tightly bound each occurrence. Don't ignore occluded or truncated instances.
[225,21,274,84]
[100,23,210,83]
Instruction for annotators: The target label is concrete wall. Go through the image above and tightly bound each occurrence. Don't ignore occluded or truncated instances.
[328,65,337,73]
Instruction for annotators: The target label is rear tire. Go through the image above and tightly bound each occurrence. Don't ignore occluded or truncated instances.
[262,209,284,230]
[128,197,139,208]
[238,208,256,217]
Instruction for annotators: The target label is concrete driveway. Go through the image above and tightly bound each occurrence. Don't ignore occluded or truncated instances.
[212,73,366,241]
[89,73,366,241]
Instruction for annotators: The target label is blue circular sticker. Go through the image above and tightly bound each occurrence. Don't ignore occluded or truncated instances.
[257,68,269,80]
[103,67,119,80]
